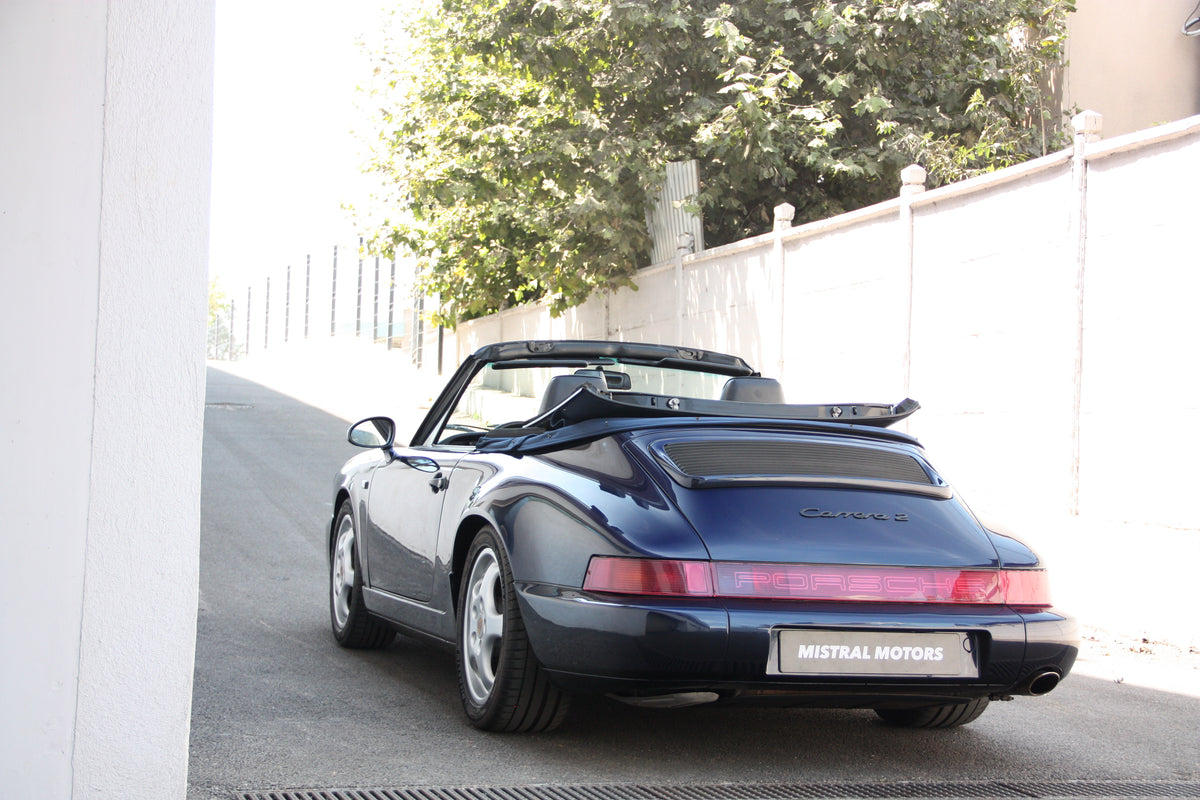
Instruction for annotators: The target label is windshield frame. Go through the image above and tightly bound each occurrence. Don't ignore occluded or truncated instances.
[409,340,758,447]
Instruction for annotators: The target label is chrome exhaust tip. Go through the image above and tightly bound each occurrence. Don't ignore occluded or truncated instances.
[1019,669,1062,696]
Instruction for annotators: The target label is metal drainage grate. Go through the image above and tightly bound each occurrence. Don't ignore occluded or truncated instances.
[235,781,1200,800]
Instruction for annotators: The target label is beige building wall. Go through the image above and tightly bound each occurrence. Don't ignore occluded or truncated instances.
[1065,0,1200,136]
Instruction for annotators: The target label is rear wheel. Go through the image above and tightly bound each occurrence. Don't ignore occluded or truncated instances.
[874,697,990,728]
[456,527,570,732]
[329,501,395,649]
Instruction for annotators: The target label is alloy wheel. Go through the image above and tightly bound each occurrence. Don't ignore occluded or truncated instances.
[331,514,356,631]
[462,547,504,705]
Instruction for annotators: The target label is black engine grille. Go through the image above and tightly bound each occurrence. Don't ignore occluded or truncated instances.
[661,440,933,486]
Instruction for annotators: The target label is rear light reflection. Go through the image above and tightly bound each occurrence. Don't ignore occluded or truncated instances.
[582,557,1051,606]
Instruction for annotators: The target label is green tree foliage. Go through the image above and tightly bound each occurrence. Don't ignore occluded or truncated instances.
[208,279,229,330]
[359,0,1073,320]
[207,279,234,360]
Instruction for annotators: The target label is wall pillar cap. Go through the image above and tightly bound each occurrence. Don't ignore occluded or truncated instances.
[1072,110,1103,140]
[773,202,795,231]
[900,164,927,196]
[901,164,927,184]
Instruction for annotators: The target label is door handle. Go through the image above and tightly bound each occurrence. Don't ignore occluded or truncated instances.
[429,473,449,493]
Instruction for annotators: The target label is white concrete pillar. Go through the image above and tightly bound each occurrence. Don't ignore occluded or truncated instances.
[899,164,927,399]
[1069,110,1103,515]
[771,203,796,378]
[673,233,695,346]
[0,1,214,797]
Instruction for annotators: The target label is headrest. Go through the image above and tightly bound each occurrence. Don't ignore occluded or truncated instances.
[720,376,785,404]
[538,374,607,415]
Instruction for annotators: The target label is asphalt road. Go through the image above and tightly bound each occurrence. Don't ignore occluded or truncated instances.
[189,366,1199,800]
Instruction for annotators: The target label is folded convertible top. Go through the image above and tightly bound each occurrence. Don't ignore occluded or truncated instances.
[537,384,920,429]
[476,385,921,455]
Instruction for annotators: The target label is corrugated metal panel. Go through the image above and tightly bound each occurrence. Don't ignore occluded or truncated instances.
[649,160,705,265]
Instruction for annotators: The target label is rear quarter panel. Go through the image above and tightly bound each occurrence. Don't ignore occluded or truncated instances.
[466,438,709,589]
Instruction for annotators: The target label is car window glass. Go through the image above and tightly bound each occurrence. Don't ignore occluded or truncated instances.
[432,364,565,445]
[431,362,732,445]
[619,364,725,400]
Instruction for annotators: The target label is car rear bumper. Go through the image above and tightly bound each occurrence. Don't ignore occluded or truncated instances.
[517,584,1078,700]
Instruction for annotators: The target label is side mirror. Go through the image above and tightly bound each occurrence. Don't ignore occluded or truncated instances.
[348,416,396,449]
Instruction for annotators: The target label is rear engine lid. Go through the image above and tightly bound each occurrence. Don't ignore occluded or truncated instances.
[628,429,1000,568]
[655,434,948,498]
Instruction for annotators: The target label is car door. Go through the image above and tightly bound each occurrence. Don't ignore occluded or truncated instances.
[362,448,462,603]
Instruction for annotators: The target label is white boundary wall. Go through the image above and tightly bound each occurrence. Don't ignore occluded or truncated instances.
[452,114,1200,645]
[0,2,214,797]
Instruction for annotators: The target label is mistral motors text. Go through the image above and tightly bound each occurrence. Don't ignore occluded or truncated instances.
[799,644,945,662]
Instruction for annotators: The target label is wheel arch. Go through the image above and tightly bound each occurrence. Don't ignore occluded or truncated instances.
[330,488,352,560]
[449,513,494,616]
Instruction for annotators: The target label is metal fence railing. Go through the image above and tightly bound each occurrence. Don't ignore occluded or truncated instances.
[208,238,440,369]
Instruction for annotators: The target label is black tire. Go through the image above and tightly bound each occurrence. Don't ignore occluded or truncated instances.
[874,698,990,728]
[456,528,570,732]
[329,501,395,649]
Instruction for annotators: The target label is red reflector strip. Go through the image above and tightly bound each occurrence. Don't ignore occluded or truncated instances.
[582,557,1051,606]
[714,562,1003,603]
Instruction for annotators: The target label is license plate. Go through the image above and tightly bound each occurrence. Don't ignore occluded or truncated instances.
[774,630,978,678]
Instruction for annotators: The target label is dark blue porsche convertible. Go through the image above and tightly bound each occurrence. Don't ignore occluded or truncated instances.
[328,340,1077,732]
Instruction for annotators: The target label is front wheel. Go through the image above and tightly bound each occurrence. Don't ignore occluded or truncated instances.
[874,697,990,728]
[456,528,570,732]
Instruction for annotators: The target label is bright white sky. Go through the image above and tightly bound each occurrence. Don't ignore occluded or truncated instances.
[208,0,387,293]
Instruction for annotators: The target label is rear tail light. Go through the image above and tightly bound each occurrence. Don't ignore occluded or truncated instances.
[583,557,1051,607]
[1000,568,1053,607]
[583,557,713,596]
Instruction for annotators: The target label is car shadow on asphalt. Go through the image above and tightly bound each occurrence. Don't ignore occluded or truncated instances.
[333,630,1199,785]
